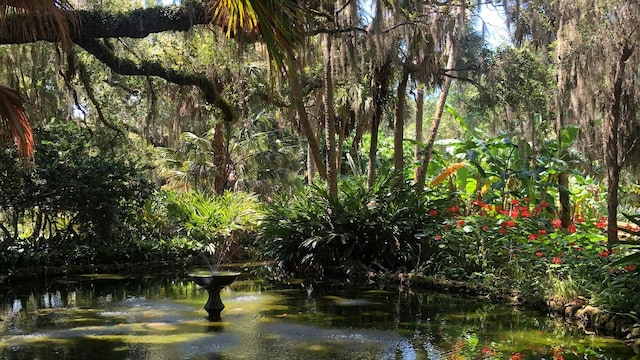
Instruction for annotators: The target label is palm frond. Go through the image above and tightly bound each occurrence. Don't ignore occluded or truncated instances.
[0,84,34,160]
[0,0,77,48]
[207,0,306,70]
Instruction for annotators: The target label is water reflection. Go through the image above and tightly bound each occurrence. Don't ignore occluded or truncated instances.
[0,274,638,360]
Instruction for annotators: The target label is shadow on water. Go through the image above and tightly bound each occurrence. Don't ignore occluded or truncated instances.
[0,272,638,360]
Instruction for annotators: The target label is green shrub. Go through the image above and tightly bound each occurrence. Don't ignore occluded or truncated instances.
[259,172,447,276]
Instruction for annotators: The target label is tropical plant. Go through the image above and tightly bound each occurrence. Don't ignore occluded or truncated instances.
[259,171,447,276]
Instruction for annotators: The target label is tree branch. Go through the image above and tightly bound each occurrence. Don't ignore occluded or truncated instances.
[0,1,213,45]
[76,38,236,123]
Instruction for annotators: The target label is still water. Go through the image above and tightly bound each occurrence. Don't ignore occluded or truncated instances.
[0,271,637,360]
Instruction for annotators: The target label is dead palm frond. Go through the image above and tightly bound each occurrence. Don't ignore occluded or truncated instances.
[0,84,34,160]
[0,0,77,48]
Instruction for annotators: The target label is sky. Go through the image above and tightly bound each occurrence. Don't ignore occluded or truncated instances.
[476,3,511,48]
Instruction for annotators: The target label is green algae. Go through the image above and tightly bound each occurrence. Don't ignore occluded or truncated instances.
[1,275,638,360]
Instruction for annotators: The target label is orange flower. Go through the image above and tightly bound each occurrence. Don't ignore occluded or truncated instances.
[511,353,523,360]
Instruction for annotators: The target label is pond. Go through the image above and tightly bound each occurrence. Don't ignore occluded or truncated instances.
[0,270,637,360]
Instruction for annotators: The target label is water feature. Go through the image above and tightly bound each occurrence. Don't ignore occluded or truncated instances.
[0,271,638,359]
[189,270,240,321]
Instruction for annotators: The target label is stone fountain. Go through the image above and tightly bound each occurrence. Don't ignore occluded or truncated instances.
[191,271,240,321]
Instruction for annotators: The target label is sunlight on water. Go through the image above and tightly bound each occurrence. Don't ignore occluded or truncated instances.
[0,273,638,360]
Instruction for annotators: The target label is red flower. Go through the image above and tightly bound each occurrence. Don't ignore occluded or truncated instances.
[535,251,544,257]
[456,220,465,228]
[551,219,562,229]
[449,206,459,214]
[575,214,585,223]
[523,197,530,202]
[521,209,530,218]
[482,347,490,354]
[624,264,637,272]
[499,228,507,235]
[567,222,576,234]
[511,353,523,360]
[511,199,520,205]
[528,234,537,241]
[482,225,490,231]
[538,229,547,236]
[599,250,610,258]
[552,257,563,264]
[473,199,487,208]
[540,201,549,208]
[435,234,442,240]
[429,209,438,216]
[595,220,607,229]
[502,220,516,228]
[509,209,520,218]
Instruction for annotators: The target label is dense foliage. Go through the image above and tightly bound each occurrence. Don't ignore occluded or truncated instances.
[0,0,638,321]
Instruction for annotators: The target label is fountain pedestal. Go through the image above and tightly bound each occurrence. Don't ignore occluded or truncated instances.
[191,271,240,321]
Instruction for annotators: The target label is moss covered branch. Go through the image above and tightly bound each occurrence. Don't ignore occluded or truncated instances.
[77,38,236,123]
[0,1,213,45]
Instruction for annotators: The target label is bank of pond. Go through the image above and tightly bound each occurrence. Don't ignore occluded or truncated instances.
[0,270,638,360]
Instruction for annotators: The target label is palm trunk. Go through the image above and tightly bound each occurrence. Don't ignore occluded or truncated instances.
[212,122,226,194]
[413,84,424,182]
[393,66,410,184]
[366,59,392,189]
[323,32,338,199]
[415,2,465,190]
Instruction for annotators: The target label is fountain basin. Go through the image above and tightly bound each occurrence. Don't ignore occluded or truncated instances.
[190,271,240,321]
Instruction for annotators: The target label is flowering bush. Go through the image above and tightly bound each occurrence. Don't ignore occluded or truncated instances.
[416,194,640,313]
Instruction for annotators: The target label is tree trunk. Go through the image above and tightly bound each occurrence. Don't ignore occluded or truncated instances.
[212,122,226,194]
[366,60,392,189]
[286,53,327,180]
[323,32,338,199]
[393,65,410,184]
[605,44,633,252]
[413,84,424,182]
[415,2,465,190]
